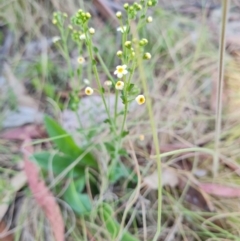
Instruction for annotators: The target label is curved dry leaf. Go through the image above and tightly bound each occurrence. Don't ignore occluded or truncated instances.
[22,140,64,241]
[199,183,240,197]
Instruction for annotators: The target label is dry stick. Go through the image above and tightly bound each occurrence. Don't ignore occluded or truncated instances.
[214,0,230,176]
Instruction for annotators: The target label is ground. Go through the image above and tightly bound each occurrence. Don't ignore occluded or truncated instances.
[1,0,240,241]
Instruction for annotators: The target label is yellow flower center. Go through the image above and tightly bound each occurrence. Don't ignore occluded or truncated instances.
[117,67,124,73]
[139,97,144,103]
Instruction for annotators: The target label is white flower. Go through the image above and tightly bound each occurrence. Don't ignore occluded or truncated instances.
[115,81,124,90]
[85,87,94,95]
[135,95,145,105]
[117,26,127,33]
[114,65,128,79]
[52,36,61,43]
[104,80,112,86]
[89,28,95,34]
[83,79,90,85]
[79,34,86,40]
[77,56,85,64]
[147,16,153,23]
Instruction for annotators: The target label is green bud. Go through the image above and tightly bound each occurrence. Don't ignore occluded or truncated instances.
[139,38,148,46]
[143,52,151,60]
[147,16,153,23]
[86,12,91,19]
[124,41,131,48]
[116,11,122,18]
[52,19,57,25]
[136,4,142,10]
[147,0,153,6]
[116,50,123,57]
[123,3,129,9]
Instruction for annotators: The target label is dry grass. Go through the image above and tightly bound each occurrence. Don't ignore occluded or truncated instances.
[1,0,240,240]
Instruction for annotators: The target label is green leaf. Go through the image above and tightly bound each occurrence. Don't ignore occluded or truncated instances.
[63,181,92,215]
[44,116,80,157]
[93,46,98,53]
[117,110,125,116]
[118,148,128,157]
[44,116,98,168]
[92,59,97,66]
[32,152,85,177]
[127,83,134,92]
[75,176,86,193]
[121,131,129,138]
[109,162,130,183]
[105,142,115,153]
[104,118,110,124]
[99,203,139,241]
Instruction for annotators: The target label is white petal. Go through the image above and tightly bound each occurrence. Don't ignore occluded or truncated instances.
[117,73,123,78]
[114,70,117,75]
[123,70,128,75]
[122,65,127,69]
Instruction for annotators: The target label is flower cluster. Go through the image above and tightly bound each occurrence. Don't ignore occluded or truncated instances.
[71,9,91,26]
[52,1,151,114]
[124,2,142,19]
[52,12,68,26]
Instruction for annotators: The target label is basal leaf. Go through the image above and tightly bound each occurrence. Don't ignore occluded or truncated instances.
[32,152,85,177]
[63,181,92,215]
[44,115,81,157]
[44,116,98,169]
[99,203,139,241]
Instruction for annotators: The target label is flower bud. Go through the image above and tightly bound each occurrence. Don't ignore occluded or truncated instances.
[123,3,129,9]
[89,28,95,34]
[143,52,151,60]
[116,50,123,57]
[116,11,122,18]
[124,41,131,48]
[147,1,153,6]
[147,16,153,23]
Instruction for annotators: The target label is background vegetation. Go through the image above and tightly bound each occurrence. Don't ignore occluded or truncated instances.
[1,0,240,240]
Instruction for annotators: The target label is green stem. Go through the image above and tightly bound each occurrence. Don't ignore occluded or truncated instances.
[120,64,136,134]
[59,27,73,82]
[97,52,115,82]
[86,32,117,135]
[114,90,119,124]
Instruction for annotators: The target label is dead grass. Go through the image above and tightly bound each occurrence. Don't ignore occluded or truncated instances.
[1,0,240,241]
